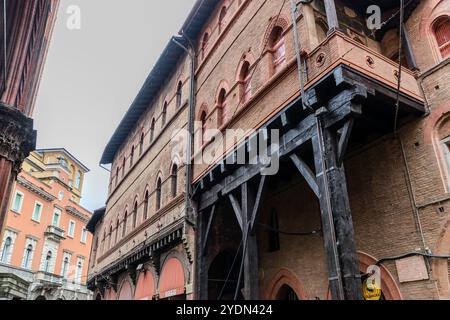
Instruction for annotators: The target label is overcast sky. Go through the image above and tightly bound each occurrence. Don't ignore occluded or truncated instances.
[33,0,196,211]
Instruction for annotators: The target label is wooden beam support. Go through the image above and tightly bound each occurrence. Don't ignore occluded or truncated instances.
[290,153,319,198]
[202,205,216,255]
[337,118,354,167]
[229,193,243,231]
[241,182,260,300]
[324,0,340,33]
[312,117,363,300]
[250,175,266,233]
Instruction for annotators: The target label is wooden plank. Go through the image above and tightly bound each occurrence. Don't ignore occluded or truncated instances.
[337,118,354,167]
[229,193,243,231]
[202,205,216,255]
[290,153,319,198]
[250,175,267,232]
[324,0,340,31]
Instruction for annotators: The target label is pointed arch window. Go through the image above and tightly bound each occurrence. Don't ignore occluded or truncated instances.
[200,110,208,145]
[143,191,149,220]
[130,146,135,167]
[156,178,162,211]
[219,6,227,34]
[115,219,120,244]
[162,102,168,127]
[240,61,252,103]
[139,132,144,156]
[171,164,178,198]
[44,251,52,273]
[108,225,113,249]
[122,157,126,178]
[1,237,12,263]
[150,119,156,143]
[218,88,228,126]
[132,201,138,229]
[201,32,209,60]
[433,16,450,59]
[176,81,183,108]
[23,244,33,269]
[122,211,128,237]
[269,26,286,74]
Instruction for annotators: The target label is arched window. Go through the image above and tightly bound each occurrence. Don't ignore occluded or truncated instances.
[269,26,286,74]
[115,219,120,244]
[1,237,12,263]
[122,211,128,237]
[102,230,106,253]
[218,88,228,125]
[62,257,69,279]
[150,119,156,143]
[316,20,328,44]
[132,201,138,229]
[44,251,52,273]
[171,164,178,198]
[139,132,144,156]
[156,178,162,211]
[108,225,113,249]
[433,16,450,59]
[143,191,149,220]
[219,6,227,34]
[240,61,252,103]
[176,81,183,108]
[23,244,33,269]
[76,261,83,284]
[162,102,168,127]
[130,146,135,167]
[200,110,208,145]
[122,157,126,178]
[115,167,119,187]
[201,32,209,60]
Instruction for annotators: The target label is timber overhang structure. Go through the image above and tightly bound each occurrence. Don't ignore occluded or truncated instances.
[193,28,425,300]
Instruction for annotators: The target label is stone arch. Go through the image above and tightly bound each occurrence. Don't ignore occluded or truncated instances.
[264,268,309,300]
[117,274,135,300]
[261,14,290,51]
[159,250,191,284]
[235,51,256,82]
[432,218,450,299]
[357,251,403,300]
[215,80,231,104]
[197,102,209,120]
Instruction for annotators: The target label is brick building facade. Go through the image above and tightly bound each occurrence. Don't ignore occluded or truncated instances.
[88,0,450,300]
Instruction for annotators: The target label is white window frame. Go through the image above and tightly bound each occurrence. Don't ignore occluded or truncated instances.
[1,231,17,265]
[80,227,87,244]
[11,191,24,213]
[52,209,61,227]
[68,220,76,238]
[60,252,71,279]
[31,201,43,223]
[21,239,36,270]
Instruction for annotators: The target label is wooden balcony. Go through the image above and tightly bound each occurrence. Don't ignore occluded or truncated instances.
[305,31,423,104]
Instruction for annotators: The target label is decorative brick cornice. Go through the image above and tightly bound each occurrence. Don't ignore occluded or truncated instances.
[16,176,56,202]
[65,206,89,223]
[0,103,36,174]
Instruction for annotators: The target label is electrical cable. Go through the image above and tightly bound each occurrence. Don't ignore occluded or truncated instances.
[393,0,405,135]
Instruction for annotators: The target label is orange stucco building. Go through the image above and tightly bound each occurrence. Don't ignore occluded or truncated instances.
[0,149,93,300]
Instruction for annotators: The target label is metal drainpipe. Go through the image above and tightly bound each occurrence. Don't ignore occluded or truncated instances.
[171,34,196,225]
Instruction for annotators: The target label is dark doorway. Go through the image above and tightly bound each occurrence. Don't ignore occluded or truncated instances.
[208,249,244,300]
[276,284,299,301]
